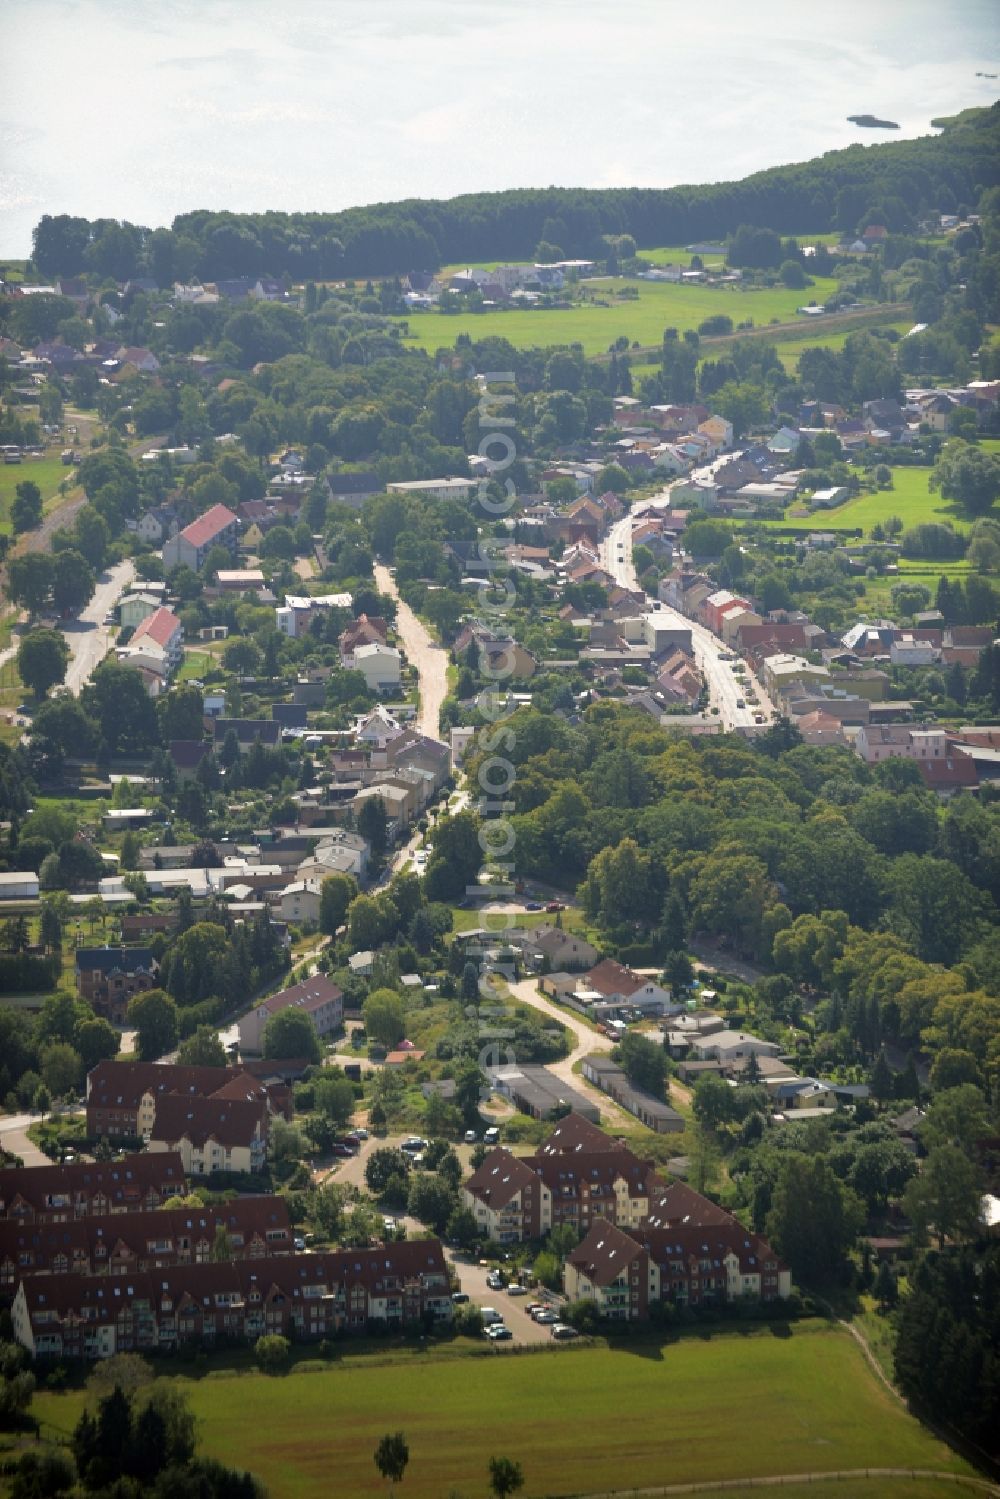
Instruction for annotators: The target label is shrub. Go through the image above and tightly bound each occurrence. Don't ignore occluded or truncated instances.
[254,1333,291,1373]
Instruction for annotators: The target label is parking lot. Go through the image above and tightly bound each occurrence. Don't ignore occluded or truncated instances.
[448,1254,564,1346]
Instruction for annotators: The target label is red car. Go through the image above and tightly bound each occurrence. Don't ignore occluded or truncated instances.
[545,901,565,913]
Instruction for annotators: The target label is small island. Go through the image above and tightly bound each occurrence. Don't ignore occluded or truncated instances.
[848,113,900,129]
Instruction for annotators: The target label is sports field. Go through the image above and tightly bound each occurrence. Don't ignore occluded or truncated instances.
[31,1324,973,1498]
[395,273,841,355]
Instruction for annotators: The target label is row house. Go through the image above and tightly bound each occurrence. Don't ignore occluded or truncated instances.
[146,1094,269,1176]
[85,1060,286,1143]
[13,1241,453,1359]
[0,1197,293,1287]
[462,1151,550,1242]
[565,1217,790,1321]
[462,1134,659,1244]
[0,1155,186,1224]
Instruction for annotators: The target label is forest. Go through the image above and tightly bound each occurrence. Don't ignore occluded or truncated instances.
[27,105,1000,281]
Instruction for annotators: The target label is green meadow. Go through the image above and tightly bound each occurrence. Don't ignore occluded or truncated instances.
[763,467,984,537]
[395,272,841,356]
[0,457,68,533]
[31,1324,973,1498]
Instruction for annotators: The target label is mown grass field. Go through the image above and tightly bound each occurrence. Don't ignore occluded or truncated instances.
[30,1324,972,1498]
[762,467,982,537]
[0,457,68,533]
[685,1485,973,1499]
[395,272,841,355]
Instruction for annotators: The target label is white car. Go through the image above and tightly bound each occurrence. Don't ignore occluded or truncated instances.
[506,1284,528,1297]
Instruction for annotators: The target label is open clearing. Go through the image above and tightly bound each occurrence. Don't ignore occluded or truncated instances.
[31,1324,972,1498]
[761,467,987,537]
[0,456,68,533]
[394,273,841,355]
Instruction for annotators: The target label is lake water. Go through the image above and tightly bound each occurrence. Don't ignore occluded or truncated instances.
[1,0,998,259]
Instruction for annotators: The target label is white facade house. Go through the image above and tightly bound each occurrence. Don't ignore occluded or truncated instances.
[350,642,402,691]
[277,879,322,925]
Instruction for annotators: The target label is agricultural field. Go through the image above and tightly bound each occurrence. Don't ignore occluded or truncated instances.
[394,272,841,356]
[0,456,69,533]
[29,1324,974,1499]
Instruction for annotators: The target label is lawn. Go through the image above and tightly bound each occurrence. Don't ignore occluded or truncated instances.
[394,272,841,356]
[762,467,984,538]
[30,1324,972,1498]
[176,650,215,682]
[0,456,70,532]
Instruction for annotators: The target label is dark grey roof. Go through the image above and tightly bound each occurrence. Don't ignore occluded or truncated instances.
[75,946,155,976]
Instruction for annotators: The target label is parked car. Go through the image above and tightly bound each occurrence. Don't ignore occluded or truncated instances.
[464,1129,477,1144]
[401,1136,428,1153]
[451,1290,470,1304]
[526,1302,544,1317]
[353,1126,369,1139]
[329,1143,352,1158]
[487,1323,513,1341]
[524,901,543,911]
[383,1217,397,1233]
[532,1308,558,1324]
[506,1284,528,1297]
[551,1323,580,1340]
[545,901,565,913]
[486,1271,504,1290]
[294,1236,306,1251]
[480,1306,503,1325]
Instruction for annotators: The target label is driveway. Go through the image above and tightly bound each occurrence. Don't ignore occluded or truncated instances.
[504,978,639,1129]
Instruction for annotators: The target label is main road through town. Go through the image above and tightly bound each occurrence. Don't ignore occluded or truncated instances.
[600,492,774,732]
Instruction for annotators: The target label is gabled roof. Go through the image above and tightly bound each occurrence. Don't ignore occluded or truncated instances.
[645,1179,737,1230]
[568,1219,646,1286]
[256,973,343,1019]
[86,1060,267,1113]
[149,1093,267,1149]
[178,504,237,549]
[0,1196,291,1269]
[464,1148,538,1209]
[585,958,643,998]
[75,946,155,977]
[537,1112,616,1156]
[0,1154,185,1217]
[131,607,181,648]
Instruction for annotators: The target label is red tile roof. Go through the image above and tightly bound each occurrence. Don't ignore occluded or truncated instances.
[179,503,237,549]
[0,1154,186,1219]
[0,1196,291,1276]
[131,606,181,648]
[568,1219,646,1286]
[464,1148,538,1210]
[584,958,643,998]
[149,1093,267,1150]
